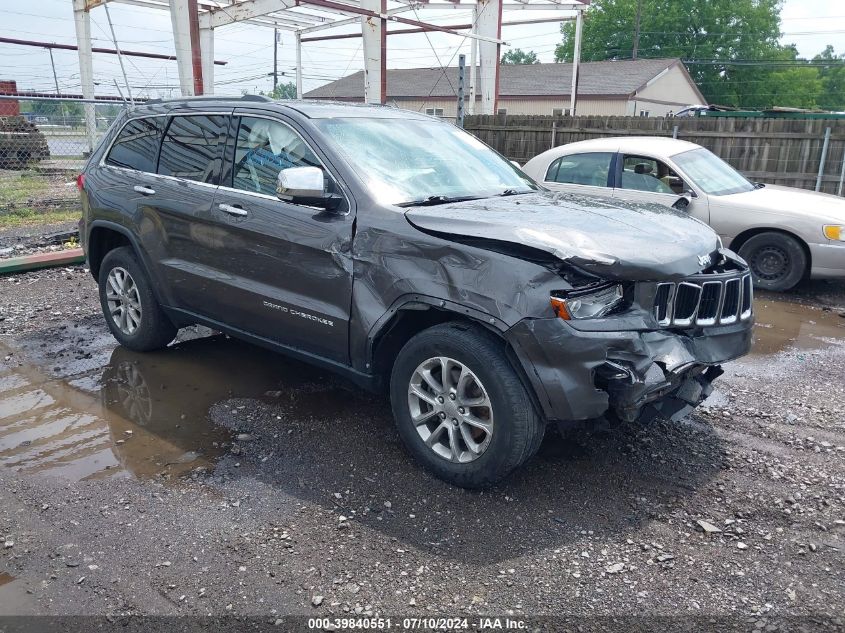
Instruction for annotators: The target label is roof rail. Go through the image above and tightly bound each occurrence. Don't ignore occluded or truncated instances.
[132,94,274,106]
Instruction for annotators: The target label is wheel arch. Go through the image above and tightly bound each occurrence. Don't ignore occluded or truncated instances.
[87,220,171,308]
[367,297,546,420]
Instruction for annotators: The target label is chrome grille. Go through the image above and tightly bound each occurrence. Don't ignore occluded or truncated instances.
[654,273,753,327]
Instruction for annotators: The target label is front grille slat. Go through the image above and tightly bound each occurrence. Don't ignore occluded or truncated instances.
[652,273,753,328]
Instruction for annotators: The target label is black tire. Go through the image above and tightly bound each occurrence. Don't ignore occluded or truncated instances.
[98,246,177,351]
[389,322,545,488]
[737,232,807,292]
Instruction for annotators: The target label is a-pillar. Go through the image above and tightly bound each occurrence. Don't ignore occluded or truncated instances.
[476,0,502,115]
[72,0,96,153]
[360,0,386,104]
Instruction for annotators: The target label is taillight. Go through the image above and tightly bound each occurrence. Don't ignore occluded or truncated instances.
[76,173,85,191]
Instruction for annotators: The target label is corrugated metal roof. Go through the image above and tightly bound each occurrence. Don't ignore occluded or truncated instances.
[304,59,682,100]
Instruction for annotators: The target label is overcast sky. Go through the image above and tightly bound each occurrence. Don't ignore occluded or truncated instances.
[1,0,842,99]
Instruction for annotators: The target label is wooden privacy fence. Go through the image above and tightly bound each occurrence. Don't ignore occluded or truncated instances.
[463,115,845,195]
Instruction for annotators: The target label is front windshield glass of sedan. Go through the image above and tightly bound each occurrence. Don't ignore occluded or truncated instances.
[672,147,756,196]
[314,117,538,205]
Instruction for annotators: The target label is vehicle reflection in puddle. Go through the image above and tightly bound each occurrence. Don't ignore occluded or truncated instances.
[1,292,843,482]
[751,296,845,356]
[0,335,335,482]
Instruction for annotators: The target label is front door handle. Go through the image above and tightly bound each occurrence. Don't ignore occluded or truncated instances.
[219,203,247,217]
[133,185,155,195]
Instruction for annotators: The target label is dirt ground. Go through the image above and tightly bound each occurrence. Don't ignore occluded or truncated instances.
[1,266,844,631]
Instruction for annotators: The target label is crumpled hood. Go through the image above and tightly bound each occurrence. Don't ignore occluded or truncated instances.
[404,191,721,280]
[724,185,845,222]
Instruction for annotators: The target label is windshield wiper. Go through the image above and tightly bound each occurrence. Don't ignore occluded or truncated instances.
[396,195,483,207]
[497,189,531,197]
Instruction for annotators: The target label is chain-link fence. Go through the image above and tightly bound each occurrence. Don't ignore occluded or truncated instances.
[0,96,123,260]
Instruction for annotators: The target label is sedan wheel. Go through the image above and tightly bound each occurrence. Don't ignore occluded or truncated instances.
[737,231,807,292]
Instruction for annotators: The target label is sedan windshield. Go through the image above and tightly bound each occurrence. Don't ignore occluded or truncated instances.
[673,147,756,196]
[314,117,538,205]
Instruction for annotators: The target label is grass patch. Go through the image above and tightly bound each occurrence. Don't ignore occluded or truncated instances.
[0,208,80,229]
[0,170,54,205]
[0,169,80,228]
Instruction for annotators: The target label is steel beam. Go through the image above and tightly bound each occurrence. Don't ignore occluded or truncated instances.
[169,0,196,95]
[199,0,297,29]
[569,6,582,116]
[200,25,215,93]
[360,0,386,103]
[298,5,415,33]
[476,0,502,114]
[72,0,97,152]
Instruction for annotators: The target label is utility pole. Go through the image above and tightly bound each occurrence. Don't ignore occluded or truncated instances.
[632,0,642,60]
[273,26,279,92]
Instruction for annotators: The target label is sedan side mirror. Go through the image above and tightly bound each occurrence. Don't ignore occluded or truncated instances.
[672,194,693,211]
[276,166,341,211]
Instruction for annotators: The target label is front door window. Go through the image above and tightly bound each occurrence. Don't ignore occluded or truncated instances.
[620,155,688,195]
[232,117,323,196]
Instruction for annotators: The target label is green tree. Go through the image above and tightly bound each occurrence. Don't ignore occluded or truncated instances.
[501,49,539,65]
[553,0,823,108]
[814,45,845,111]
[260,81,297,100]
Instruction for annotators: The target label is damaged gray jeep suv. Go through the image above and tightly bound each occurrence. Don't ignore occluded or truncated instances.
[79,96,753,487]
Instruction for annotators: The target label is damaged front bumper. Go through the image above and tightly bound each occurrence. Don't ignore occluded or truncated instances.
[506,316,752,425]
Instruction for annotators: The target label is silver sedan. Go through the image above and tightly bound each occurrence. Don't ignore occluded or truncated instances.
[522,137,845,291]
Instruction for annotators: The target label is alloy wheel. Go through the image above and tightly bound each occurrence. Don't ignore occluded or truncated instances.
[407,356,494,463]
[105,266,142,335]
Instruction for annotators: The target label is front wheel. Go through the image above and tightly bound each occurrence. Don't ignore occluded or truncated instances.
[737,232,807,292]
[389,323,544,488]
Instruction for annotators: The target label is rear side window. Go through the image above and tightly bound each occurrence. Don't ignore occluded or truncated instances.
[105,117,163,172]
[545,152,613,187]
[157,114,228,183]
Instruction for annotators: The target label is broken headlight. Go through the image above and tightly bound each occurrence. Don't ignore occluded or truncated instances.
[550,284,624,320]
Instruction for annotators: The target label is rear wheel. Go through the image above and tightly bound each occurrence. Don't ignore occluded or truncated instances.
[737,232,807,292]
[390,323,544,488]
[98,247,177,351]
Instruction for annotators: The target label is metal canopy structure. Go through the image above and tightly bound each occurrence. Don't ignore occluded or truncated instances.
[71,0,588,147]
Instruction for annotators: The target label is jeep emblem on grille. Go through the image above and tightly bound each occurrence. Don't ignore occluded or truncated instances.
[698,254,712,267]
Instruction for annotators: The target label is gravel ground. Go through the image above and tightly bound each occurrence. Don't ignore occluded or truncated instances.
[1,269,844,631]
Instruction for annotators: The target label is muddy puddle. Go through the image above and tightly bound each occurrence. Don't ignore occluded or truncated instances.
[751,295,845,356]
[0,333,339,482]
[0,293,843,483]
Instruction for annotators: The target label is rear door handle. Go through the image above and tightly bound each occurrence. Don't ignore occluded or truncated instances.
[218,203,247,217]
[133,185,155,195]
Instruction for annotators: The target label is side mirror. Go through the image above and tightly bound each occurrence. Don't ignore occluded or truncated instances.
[672,194,692,211]
[276,166,341,210]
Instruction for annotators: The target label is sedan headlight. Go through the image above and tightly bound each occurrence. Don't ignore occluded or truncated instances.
[550,284,624,320]
[823,225,845,242]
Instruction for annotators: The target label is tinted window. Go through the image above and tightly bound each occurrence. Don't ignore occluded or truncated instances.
[157,114,227,183]
[545,152,612,187]
[105,117,163,172]
[620,155,678,194]
[232,117,322,196]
